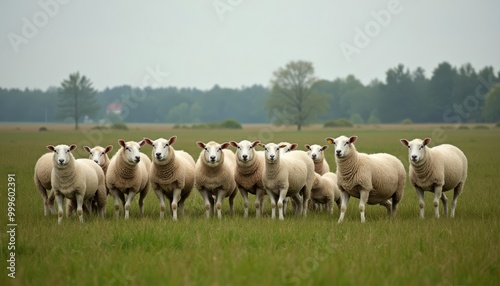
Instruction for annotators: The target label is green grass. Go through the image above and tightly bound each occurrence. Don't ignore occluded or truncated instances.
[0,126,499,285]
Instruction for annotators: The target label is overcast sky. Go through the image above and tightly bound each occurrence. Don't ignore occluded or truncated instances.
[1,0,499,91]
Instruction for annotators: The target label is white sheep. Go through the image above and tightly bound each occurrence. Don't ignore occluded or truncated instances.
[278,142,298,154]
[311,172,341,214]
[33,152,56,216]
[82,144,124,211]
[325,135,405,223]
[46,144,106,224]
[144,136,195,220]
[194,141,238,219]
[229,140,266,218]
[106,139,151,219]
[83,145,113,175]
[259,142,315,220]
[400,137,468,219]
[304,144,330,175]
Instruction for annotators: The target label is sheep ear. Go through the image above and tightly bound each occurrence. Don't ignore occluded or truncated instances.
[423,138,431,146]
[289,143,298,151]
[196,141,206,149]
[321,145,329,151]
[138,140,146,147]
[118,139,126,148]
[229,141,239,148]
[349,136,358,144]
[220,142,231,150]
[251,140,261,148]
[258,143,266,148]
[325,137,334,144]
[168,136,177,145]
[400,139,409,147]
[83,146,92,153]
[105,145,113,153]
[304,144,311,150]
[47,145,55,152]
[69,144,77,151]
[143,138,153,146]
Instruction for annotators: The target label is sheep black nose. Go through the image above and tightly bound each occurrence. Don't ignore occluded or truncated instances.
[210,156,216,161]
[242,155,248,160]
[94,160,99,163]
[58,159,64,164]
[411,155,417,160]
[336,150,341,155]
[311,154,317,159]
[156,153,161,158]
[135,156,140,162]
[270,155,275,160]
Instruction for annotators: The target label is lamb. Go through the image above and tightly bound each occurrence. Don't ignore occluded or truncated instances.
[106,139,151,219]
[259,142,315,220]
[304,144,330,175]
[46,144,106,224]
[325,135,405,223]
[310,172,341,214]
[144,136,195,220]
[33,152,56,216]
[229,140,266,218]
[194,141,238,219]
[400,137,468,219]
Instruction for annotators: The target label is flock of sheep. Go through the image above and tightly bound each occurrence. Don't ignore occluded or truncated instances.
[34,135,468,224]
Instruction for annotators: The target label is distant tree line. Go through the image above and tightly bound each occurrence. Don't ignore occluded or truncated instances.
[1,61,499,124]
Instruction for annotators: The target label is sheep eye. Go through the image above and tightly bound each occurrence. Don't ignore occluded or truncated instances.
[344,142,349,146]
[204,148,208,151]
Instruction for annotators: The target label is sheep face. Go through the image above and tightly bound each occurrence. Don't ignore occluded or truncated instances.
[278,142,298,154]
[230,140,260,162]
[197,141,230,166]
[260,143,282,163]
[325,136,357,158]
[47,144,77,166]
[305,144,328,162]
[145,136,176,161]
[400,138,431,164]
[118,139,145,164]
[83,145,113,166]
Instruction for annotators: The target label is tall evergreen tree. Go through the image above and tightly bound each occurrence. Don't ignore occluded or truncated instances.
[57,72,98,130]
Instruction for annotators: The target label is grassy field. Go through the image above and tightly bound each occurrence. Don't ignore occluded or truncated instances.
[0,124,499,285]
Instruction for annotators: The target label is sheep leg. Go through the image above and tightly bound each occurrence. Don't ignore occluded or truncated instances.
[266,189,277,219]
[239,188,250,218]
[255,188,266,218]
[338,191,350,223]
[277,189,288,220]
[47,191,56,215]
[229,189,237,216]
[138,187,148,217]
[215,190,227,219]
[359,190,369,223]
[124,190,137,220]
[291,194,303,216]
[75,193,84,223]
[171,188,182,221]
[415,186,425,219]
[380,200,392,216]
[109,189,122,218]
[440,192,449,217]
[200,189,212,218]
[451,182,464,218]
[55,192,64,225]
[327,199,333,214]
[433,185,443,219]
[154,189,166,220]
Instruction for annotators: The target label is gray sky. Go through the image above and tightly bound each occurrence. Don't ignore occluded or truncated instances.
[1,0,499,91]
